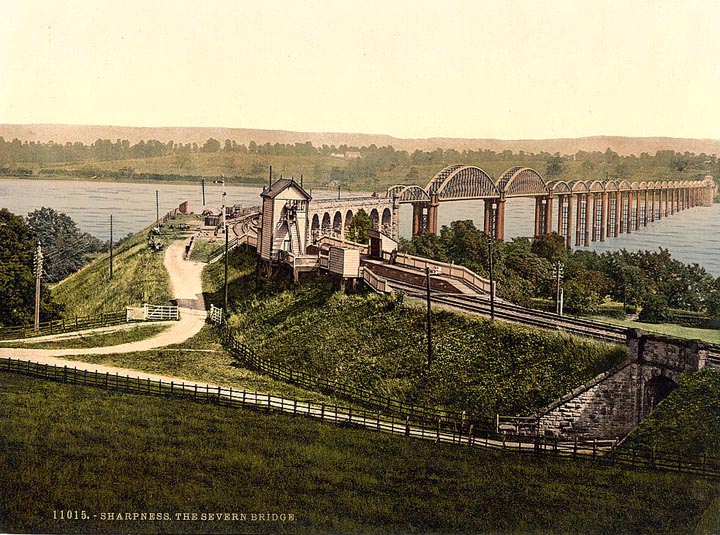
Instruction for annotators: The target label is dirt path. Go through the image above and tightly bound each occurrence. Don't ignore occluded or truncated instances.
[0,238,208,358]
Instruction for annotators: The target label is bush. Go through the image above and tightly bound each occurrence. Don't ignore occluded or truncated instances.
[639,294,671,323]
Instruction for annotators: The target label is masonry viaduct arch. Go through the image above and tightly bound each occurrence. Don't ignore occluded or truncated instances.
[308,197,398,244]
[535,330,709,439]
[389,166,717,245]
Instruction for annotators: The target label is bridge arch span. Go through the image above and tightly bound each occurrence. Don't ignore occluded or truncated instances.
[424,165,467,194]
[386,184,430,203]
[546,180,572,195]
[497,167,548,196]
[321,212,331,233]
[426,165,499,200]
[344,210,354,235]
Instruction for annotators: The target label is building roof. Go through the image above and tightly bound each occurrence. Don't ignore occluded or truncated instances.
[261,178,312,200]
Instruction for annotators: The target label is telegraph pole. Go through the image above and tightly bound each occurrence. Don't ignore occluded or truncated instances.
[425,266,433,368]
[109,214,114,279]
[155,190,159,227]
[33,242,43,331]
[554,261,564,315]
[488,208,496,320]
[201,178,206,206]
[224,221,229,312]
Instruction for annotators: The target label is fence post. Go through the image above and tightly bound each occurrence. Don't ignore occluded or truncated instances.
[321,403,325,421]
[468,424,474,447]
[436,418,441,443]
[405,416,410,438]
[171,381,174,395]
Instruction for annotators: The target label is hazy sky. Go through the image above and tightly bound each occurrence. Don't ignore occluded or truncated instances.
[1,0,719,140]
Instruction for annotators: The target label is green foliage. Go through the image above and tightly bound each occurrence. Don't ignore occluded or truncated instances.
[639,293,671,323]
[0,323,168,349]
[0,209,63,326]
[345,208,372,244]
[4,133,718,195]
[545,155,566,177]
[401,221,720,322]
[26,207,106,281]
[623,370,720,458]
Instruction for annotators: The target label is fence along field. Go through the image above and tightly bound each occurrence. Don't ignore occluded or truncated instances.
[3,355,717,479]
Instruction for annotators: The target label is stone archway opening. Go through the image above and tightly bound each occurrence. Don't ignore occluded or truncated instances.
[311,214,320,243]
[369,208,379,230]
[381,208,392,235]
[333,211,343,238]
[644,375,677,415]
[321,212,332,236]
[344,210,354,236]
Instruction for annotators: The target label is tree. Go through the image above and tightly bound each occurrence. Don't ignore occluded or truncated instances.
[530,232,567,263]
[346,209,373,244]
[0,209,63,326]
[26,207,105,282]
[639,293,671,323]
[546,156,565,177]
[201,138,221,153]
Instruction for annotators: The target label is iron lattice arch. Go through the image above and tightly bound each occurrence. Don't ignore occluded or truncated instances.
[496,167,549,196]
[425,165,498,200]
[386,184,430,202]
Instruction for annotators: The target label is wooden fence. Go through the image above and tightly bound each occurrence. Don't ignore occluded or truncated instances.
[0,311,126,340]
[3,357,718,478]
[214,322,497,437]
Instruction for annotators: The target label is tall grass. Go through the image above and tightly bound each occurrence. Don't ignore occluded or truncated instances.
[204,248,626,418]
[622,370,720,458]
[52,222,172,317]
[1,372,717,535]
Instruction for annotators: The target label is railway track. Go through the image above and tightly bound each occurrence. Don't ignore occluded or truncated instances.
[388,278,720,367]
[387,279,630,345]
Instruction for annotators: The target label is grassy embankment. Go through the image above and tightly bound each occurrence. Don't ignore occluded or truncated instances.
[206,248,626,418]
[51,214,200,317]
[589,315,720,345]
[1,372,718,535]
[623,370,720,459]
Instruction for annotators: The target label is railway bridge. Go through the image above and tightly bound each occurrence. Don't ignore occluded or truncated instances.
[388,165,717,247]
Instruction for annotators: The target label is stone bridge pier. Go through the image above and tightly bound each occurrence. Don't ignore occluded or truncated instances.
[534,330,709,440]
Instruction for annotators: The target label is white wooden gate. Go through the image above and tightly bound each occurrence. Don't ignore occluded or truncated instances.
[126,304,179,322]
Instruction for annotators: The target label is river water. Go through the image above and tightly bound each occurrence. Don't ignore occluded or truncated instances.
[2,178,719,276]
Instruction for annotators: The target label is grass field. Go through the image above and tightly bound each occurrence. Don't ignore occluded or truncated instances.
[588,315,720,345]
[0,323,169,349]
[1,372,718,535]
